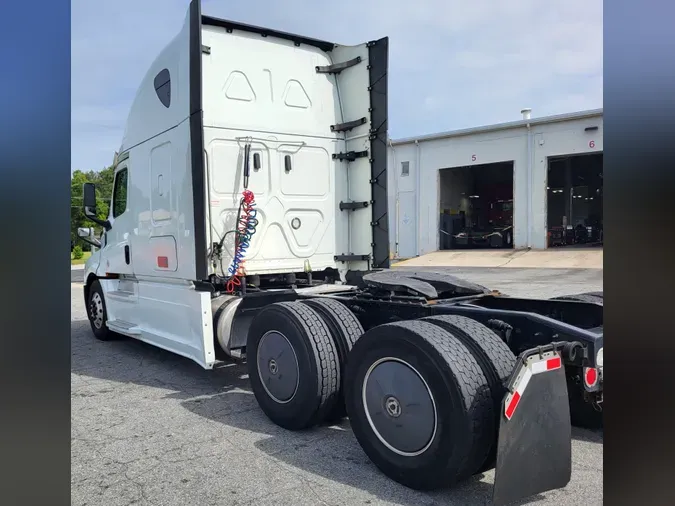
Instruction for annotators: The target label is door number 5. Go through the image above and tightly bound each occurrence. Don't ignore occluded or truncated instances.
[471,154,477,162]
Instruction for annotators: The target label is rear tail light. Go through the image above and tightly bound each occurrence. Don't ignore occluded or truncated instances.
[584,367,598,388]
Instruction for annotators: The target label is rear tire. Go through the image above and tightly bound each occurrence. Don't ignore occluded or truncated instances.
[87,280,116,341]
[300,298,364,422]
[247,301,340,431]
[422,314,516,471]
[552,293,603,306]
[344,320,494,490]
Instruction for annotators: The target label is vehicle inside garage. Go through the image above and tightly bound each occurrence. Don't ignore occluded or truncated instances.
[438,161,514,250]
[546,153,603,247]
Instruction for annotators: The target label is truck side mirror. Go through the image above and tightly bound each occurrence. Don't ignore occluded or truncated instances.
[77,227,93,238]
[83,183,97,217]
[77,226,101,249]
[82,182,112,231]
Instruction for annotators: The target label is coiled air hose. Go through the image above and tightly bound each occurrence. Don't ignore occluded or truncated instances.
[225,189,258,292]
[215,142,259,293]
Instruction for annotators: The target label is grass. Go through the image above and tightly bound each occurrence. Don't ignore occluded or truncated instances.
[71,251,92,265]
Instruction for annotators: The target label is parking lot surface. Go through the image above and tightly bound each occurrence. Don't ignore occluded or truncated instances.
[71,267,603,506]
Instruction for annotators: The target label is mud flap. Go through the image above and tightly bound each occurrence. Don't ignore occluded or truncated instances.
[492,349,572,506]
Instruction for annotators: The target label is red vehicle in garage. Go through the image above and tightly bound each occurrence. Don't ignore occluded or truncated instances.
[485,183,513,247]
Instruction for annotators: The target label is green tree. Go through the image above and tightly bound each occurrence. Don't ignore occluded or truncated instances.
[72,244,84,260]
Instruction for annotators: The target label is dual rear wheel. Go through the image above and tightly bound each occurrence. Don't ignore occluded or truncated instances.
[246,299,363,430]
[551,292,603,306]
[247,300,516,490]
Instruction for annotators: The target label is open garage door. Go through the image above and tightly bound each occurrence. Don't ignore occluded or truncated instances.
[439,161,514,250]
[546,153,603,248]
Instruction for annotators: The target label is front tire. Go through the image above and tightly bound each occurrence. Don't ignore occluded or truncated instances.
[87,280,115,341]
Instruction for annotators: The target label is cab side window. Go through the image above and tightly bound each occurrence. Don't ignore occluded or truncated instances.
[112,168,129,218]
[154,69,171,108]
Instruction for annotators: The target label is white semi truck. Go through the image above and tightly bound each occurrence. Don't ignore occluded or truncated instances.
[77,1,603,503]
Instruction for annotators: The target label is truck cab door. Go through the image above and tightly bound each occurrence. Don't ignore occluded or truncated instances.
[98,164,134,276]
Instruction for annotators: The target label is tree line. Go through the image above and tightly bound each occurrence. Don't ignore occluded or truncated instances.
[71,165,115,247]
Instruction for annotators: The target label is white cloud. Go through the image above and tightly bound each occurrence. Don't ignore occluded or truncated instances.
[71,0,602,171]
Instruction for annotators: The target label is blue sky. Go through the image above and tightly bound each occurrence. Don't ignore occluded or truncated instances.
[72,0,603,172]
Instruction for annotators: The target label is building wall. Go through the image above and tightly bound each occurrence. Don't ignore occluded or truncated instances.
[388,113,603,257]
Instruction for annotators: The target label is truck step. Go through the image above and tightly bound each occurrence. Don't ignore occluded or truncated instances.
[107,290,136,301]
[332,150,368,162]
[107,320,141,336]
[315,56,362,74]
[330,117,367,133]
[334,254,370,262]
[339,201,369,211]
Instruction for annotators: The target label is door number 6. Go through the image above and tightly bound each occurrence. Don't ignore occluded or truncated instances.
[589,140,595,148]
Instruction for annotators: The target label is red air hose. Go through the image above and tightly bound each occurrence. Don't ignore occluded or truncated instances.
[225,189,258,293]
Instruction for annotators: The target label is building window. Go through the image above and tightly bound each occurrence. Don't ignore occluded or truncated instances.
[401,161,410,176]
[112,168,129,218]
[153,68,171,108]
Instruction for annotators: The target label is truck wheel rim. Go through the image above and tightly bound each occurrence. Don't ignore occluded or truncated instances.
[90,293,104,329]
[362,357,437,457]
[257,330,299,404]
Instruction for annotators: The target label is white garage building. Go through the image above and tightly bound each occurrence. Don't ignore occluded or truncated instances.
[387,108,603,259]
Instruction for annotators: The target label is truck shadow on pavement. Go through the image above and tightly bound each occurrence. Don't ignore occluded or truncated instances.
[71,318,601,506]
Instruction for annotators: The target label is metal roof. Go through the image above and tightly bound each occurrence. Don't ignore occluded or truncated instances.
[390,108,603,146]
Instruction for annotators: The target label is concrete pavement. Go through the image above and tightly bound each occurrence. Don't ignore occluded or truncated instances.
[392,248,603,269]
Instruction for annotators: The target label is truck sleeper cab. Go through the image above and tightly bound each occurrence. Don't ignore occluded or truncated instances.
[77,2,602,504]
